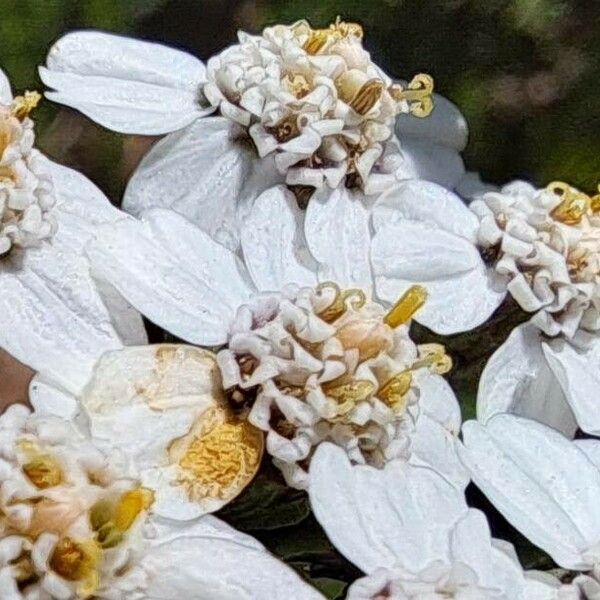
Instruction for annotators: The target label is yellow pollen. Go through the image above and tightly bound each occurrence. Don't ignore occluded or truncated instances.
[389,74,434,118]
[177,418,263,500]
[22,454,63,489]
[316,281,367,323]
[114,487,154,531]
[548,181,591,225]
[413,343,453,375]
[50,537,100,596]
[384,285,428,328]
[377,370,412,412]
[324,379,376,416]
[11,90,41,120]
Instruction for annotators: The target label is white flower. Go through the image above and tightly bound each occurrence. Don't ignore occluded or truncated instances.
[202,19,433,193]
[40,27,467,250]
[308,443,574,600]
[85,185,466,490]
[0,404,322,599]
[79,344,263,520]
[472,180,600,338]
[366,178,600,436]
[0,67,146,395]
[460,414,600,584]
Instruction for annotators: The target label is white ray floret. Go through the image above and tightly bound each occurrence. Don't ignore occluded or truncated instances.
[0,66,146,396]
[308,442,578,599]
[460,414,600,597]
[40,25,468,249]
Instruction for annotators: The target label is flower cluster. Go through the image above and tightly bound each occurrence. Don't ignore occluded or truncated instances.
[473,180,600,338]
[1,13,599,600]
[204,19,433,193]
[0,404,151,598]
[217,282,452,489]
[0,91,55,256]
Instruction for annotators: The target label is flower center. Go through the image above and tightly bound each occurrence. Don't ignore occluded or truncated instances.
[204,19,434,192]
[217,283,452,488]
[22,453,63,489]
[170,407,263,501]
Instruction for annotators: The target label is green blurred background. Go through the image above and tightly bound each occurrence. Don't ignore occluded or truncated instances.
[1,0,599,202]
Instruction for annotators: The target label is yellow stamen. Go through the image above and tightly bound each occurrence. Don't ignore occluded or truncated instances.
[548,181,591,225]
[50,537,100,596]
[383,285,428,328]
[336,69,384,115]
[300,17,363,54]
[11,90,41,120]
[413,343,453,375]
[377,370,412,412]
[22,454,63,489]
[176,415,263,500]
[324,379,376,415]
[114,487,154,531]
[389,74,434,118]
[316,281,367,323]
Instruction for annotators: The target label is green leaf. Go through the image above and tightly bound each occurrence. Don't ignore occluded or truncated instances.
[218,467,310,531]
[309,577,347,599]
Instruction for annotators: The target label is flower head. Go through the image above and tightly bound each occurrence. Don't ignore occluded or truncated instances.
[203,19,433,193]
[0,404,151,598]
[81,344,264,519]
[217,282,451,488]
[472,180,600,338]
[87,187,465,491]
[0,90,55,256]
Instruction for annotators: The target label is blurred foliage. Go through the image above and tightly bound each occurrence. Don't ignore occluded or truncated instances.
[1,0,599,199]
[0,0,590,591]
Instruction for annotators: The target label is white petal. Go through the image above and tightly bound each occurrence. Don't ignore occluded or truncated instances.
[460,415,600,570]
[574,439,600,473]
[395,93,468,151]
[87,210,253,345]
[0,243,123,395]
[0,67,13,104]
[477,323,577,438]
[41,31,210,134]
[409,413,469,490]
[241,185,317,291]
[396,137,466,190]
[372,221,505,333]
[414,371,462,435]
[543,336,600,435]
[129,527,322,599]
[28,375,78,419]
[94,278,148,346]
[371,180,479,243]
[451,509,525,597]
[309,442,467,574]
[305,186,373,293]
[82,345,232,520]
[123,117,282,250]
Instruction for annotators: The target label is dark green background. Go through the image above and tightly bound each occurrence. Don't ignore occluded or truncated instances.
[2,0,599,202]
